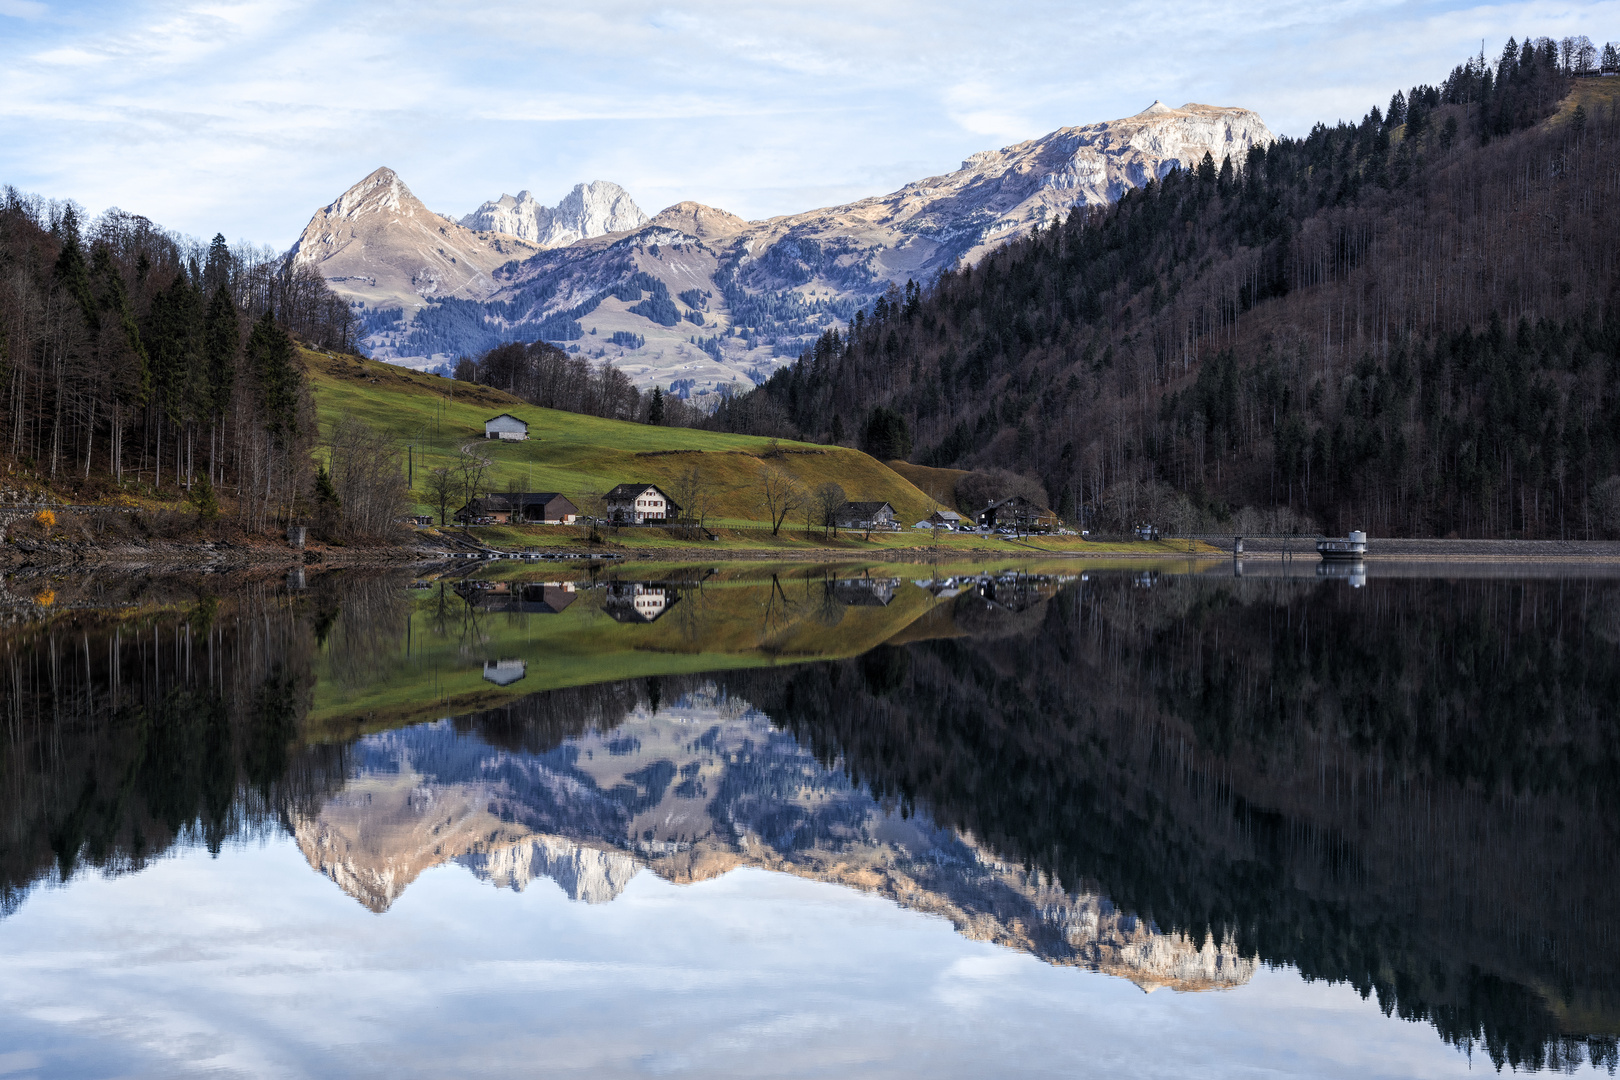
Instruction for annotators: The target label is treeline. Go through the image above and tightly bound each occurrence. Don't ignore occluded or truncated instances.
[456,339,701,426]
[0,188,360,528]
[717,38,1620,537]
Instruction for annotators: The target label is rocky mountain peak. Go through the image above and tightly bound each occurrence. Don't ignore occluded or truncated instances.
[645,201,750,238]
[460,181,648,248]
[288,166,538,315]
[322,166,415,220]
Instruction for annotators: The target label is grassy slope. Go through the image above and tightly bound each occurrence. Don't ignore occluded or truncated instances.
[1549,77,1620,127]
[885,461,971,509]
[303,348,943,525]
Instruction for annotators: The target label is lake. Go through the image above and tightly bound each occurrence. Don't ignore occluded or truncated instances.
[2,560,1617,1078]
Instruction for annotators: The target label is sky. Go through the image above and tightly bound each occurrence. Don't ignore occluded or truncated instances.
[2,0,1618,248]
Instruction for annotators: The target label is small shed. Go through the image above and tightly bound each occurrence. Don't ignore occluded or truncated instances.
[484,413,529,441]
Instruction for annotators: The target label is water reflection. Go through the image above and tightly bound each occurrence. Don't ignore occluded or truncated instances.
[2,563,1619,1073]
[293,688,1252,990]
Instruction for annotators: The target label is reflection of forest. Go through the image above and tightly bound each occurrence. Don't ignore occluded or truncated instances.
[2,569,1618,1071]
[720,575,1620,1072]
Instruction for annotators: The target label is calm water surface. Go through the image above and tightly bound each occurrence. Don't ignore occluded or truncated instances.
[2,561,1618,1078]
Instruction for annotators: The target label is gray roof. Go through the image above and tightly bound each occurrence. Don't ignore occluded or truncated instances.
[605,483,675,502]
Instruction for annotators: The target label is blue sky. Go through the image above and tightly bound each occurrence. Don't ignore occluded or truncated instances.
[2,0,1617,247]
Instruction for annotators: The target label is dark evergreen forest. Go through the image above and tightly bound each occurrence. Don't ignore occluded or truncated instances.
[716,39,1620,538]
[0,191,358,525]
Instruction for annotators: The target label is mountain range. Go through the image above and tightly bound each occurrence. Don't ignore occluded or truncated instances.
[291,101,1273,394]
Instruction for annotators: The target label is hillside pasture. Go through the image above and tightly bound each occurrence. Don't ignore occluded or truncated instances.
[304,349,943,525]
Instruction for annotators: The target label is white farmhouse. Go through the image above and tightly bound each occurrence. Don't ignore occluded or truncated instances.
[604,483,681,525]
[484,413,529,441]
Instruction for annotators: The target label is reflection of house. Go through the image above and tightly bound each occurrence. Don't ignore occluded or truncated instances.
[913,577,967,599]
[974,574,1060,612]
[832,577,900,606]
[468,582,578,614]
[977,496,1056,531]
[454,492,578,525]
[603,583,680,623]
[604,484,680,525]
[835,501,897,530]
[484,413,529,441]
[482,659,527,685]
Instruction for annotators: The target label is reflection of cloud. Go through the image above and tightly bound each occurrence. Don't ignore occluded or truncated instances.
[2,0,1599,244]
[0,848,1477,1078]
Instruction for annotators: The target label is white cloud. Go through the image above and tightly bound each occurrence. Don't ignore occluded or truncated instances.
[1,0,1617,244]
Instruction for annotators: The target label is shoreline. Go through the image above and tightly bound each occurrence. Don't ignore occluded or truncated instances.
[3,535,1620,570]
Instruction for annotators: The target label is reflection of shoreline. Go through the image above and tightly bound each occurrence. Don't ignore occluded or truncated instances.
[289,701,1253,994]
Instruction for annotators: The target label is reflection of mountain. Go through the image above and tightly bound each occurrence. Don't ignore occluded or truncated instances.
[288,697,1252,992]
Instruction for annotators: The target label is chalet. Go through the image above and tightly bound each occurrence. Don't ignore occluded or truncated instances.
[977,495,1057,532]
[834,501,897,531]
[484,414,529,441]
[604,483,680,525]
[927,510,965,529]
[453,492,578,525]
[603,582,679,623]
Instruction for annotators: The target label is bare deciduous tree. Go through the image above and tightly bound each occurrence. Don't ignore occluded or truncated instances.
[455,443,491,510]
[422,466,455,525]
[757,463,807,536]
[670,465,714,538]
[812,482,847,538]
[325,415,410,540]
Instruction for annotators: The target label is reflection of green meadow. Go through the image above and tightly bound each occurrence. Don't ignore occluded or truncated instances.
[306,557,1235,740]
[308,565,942,737]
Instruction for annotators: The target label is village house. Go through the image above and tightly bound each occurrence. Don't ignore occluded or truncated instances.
[834,501,897,531]
[977,495,1057,532]
[453,492,578,526]
[927,510,965,529]
[483,413,529,441]
[604,483,680,525]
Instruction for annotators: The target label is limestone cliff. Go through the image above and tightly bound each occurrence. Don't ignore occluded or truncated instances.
[459,181,648,248]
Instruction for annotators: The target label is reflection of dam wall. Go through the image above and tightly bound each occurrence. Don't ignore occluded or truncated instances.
[288,700,1252,992]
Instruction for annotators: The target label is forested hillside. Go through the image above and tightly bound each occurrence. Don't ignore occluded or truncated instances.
[0,190,356,526]
[718,38,1620,538]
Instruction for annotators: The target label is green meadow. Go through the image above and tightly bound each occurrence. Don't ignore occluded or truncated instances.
[305,348,943,525]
